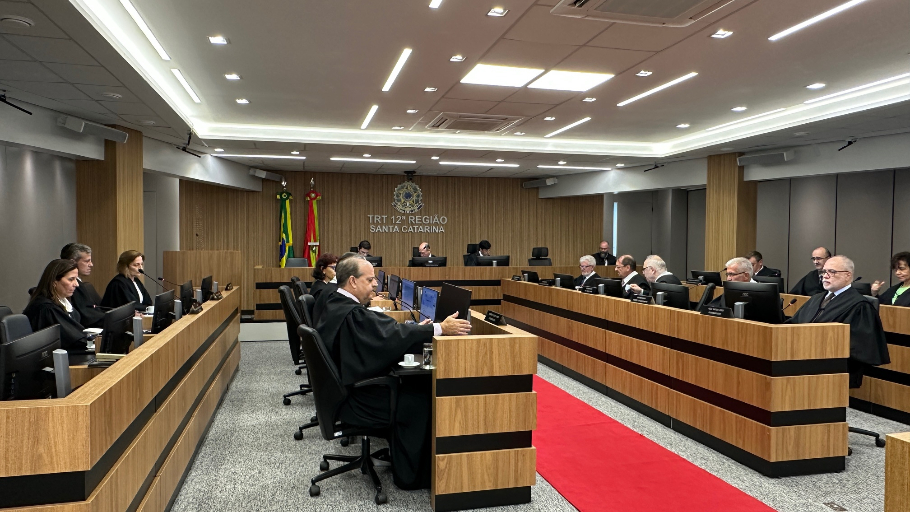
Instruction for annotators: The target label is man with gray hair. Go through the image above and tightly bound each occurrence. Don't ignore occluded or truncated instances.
[706,257,756,307]
[574,255,600,289]
[628,255,681,295]
[60,243,103,327]
[787,255,889,387]
[316,256,471,490]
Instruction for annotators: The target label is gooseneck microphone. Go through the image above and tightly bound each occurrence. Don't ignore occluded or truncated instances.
[854,276,862,282]
[158,275,183,288]
[783,298,798,312]
[139,269,166,289]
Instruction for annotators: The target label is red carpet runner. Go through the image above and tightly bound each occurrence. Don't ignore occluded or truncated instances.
[533,376,776,512]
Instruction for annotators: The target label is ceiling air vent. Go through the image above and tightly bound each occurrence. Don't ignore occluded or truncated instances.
[550,0,736,27]
[425,112,523,133]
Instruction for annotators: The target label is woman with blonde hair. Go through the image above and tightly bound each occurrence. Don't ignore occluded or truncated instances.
[101,250,153,312]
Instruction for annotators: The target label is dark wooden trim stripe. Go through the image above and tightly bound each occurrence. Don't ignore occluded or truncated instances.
[436,375,532,397]
[256,281,315,290]
[434,486,531,512]
[0,309,239,508]
[865,366,910,388]
[850,397,910,426]
[886,331,910,348]
[504,295,848,377]
[436,432,533,455]
[416,280,501,288]
[469,299,501,306]
[255,303,282,311]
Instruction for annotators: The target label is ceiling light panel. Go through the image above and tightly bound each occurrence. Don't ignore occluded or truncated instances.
[710,29,733,38]
[528,70,614,92]
[538,165,611,171]
[582,97,596,102]
[119,0,170,60]
[217,154,306,159]
[224,73,241,80]
[382,48,412,92]
[544,117,591,138]
[804,73,910,104]
[617,72,698,107]
[438,161,519,167]
[208,35,228,45]
[769,0,869,41]
[424,87,437,92]
[731,106,747,111]
[460,64,544,88]
[487,7,508,16]
[331,157,416,163]
[705,108,787,131]
[429,0,443,7]
[361,105,378,130]
[636,70,652,77]
[235,98,249,104]
[806,83,826,89]
[450,55,464,62]
[677,124,690,128]
[544,117,555,121]
[171,69,200,103]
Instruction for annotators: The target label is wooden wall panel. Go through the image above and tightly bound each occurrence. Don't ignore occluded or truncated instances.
[885,432,910,512]
[435,393,537,437]
[162,250,242,294]
[434,448,536,496]
[180,172,603,311]
[705,153,756,271]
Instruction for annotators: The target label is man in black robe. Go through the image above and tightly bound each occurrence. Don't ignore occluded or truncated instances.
[311,252,358,326]
[316,257,471,490]
[592,241,617,266]
[628,255,682,295]
[746,250,781,278]
[574,255,600,288]
[706,257,756,308]
[464,240,491,267]
[61,243,104,327]
[789,247,831,296]
[787,255,890,386]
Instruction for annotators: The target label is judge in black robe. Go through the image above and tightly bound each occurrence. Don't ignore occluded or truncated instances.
[22,259,88,351]
[877,283,910,307]
[592,242,617,266]
[623,273,649,297]
[574,272,600,288]
[71,280,104,328]
[101,274,152,311]
[309,280,329,299]
[789,269,825,296]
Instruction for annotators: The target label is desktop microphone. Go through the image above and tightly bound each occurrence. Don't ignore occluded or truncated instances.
[396,298,419,323]
[697,276,705,284]
[782,298,798,312]
[156,275,183,288]
[138,269,166,289]
[853,276,863,282]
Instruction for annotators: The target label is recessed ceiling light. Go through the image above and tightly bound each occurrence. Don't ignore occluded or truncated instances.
[617,72,698,106]
[582,97,596,102]
[528,70,614,92]
[291,151,300,155]
[235,98,249,104]
[0,15,34,28]
[793,132,810,136]
[495,159,504,162]
[706,108,787,131]
[804,73,910,104]
[450,55,465,62]
[636,70,653,77]
[731,106,747,112]
[406,109,419,114]
[711,29,733,38]
[225,73,241,80]
[101,92,123,99]
[615,164,625,167]
[460,63,544,88]
[431,156,440,160]
[363,153,371,157]
[331,157,416,164]
[514,132,525,136]
[429,0,443,7]
[544,116,556,121]
[538,165,612,171]
[120,0,170,60]
[676,123,690,128]
[545,117,591,138]
[806,83,826,89]
[213,148,224,152]
[487,7,508,16]
[171,69,201,103]
[216,154,306,159]
[558,161,566,165]
[382,48,412,92]
[424,87,437,92]
[138,119,156,125]
[439,161,519,167]
[392,126,405,130]
[361,105,378,130]
[769,0,869,41]
[208,35,228,45]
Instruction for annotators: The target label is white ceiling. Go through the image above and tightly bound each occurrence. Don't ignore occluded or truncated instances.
[0,0,908,177]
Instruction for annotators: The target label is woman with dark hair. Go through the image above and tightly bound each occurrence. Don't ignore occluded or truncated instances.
[309,253,338,299]
[101,250,153,312]
[872,252,910,307]
[22,259,89,351]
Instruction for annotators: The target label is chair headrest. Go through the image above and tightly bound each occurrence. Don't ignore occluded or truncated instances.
[532,247,549,258]
[0,314,33,343]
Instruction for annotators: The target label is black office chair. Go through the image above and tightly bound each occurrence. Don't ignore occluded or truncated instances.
[298,295,316,327]
[0,314,32,344]
[854,282,872,296]
[754,275,785,293]
[279,286,312,406]
[291,276,301,284]
[292,280,309,328]
[847,295,887,452]
[0,306,13,323]
[286,258,309,268]
[350,246,358,253]
[298,324,395,505]
[528,247,552,266]
[463,243,479,266]
[412,247,420,258]
[27,287,36,296]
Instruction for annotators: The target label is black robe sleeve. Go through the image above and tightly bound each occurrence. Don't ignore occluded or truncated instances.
[337,307,432,385]
[23,298,88,351]
[71,285,104,328]
[309,280,327,299]
[101,275,150,311]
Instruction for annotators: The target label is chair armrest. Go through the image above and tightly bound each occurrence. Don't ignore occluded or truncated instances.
[353,376,397,389]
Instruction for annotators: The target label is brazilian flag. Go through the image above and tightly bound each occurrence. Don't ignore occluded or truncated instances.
[278,190,294,267]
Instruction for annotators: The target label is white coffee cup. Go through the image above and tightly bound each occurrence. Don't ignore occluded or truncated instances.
[145,306,155,315]
[403,354,415,365]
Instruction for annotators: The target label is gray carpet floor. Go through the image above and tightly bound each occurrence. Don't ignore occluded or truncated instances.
[171,332,908,512]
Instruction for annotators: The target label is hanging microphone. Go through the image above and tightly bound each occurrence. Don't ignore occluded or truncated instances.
[782,298,798,311]
[138,269,166,289]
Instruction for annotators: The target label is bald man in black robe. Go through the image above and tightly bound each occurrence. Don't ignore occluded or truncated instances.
[316,257,471,490]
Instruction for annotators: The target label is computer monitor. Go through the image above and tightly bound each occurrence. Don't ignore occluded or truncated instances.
[476,255,510,267]
[553,273,575,289]
[285,258,309,268]
[411,256,447,267]
[420,288,438,322]
[388,274,401,302]
[151,289,175,334]
[179,280,194,314]
[753,275,785,293]
[521,270,540,283]
[0,325,61,400]
[365,256,382,267]
[723,281,783,324]
[601,278,625,298]
[436,283,472,322]
[401,278,416,311]
[201,275,213,303]
[100,302,136,354]
[691,270,723,286]
[651,282,691,310]
[376,270,386,293]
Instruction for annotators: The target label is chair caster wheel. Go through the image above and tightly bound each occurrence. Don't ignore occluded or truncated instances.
[876,437,886,448]
[311,415,317,423]
[340,437,350,447]
[309,484,320,497]
[295,368,302,375]
[848,447,853,456]
[293,431,303,441]
[375,492,387,505]
[320,460,329,471]
[283,397,291,406]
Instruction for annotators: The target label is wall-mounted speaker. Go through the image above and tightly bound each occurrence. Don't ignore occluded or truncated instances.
[57,116,128,143]
[522,177,558,189]
[737,150,794,167]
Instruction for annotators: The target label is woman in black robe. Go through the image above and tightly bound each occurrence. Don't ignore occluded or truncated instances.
[101,250,152,312]
[22,259,89,351]
[872,252,910,307]
[309,253,337,299]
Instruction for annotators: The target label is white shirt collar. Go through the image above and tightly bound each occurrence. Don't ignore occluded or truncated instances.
[336,287,361,304]
[622,271,638,286]
[59,297,73,312]
[657,271,673,280]
[830,284,851,297]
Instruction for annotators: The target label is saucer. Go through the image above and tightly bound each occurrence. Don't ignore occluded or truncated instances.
[398,361,421,368]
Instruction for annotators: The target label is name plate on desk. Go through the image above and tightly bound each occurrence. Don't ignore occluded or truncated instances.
[702,305,733,318]
[484,310,506,325]
[581,286,600,295]
[630,294,652,304]
[538,279,555,286]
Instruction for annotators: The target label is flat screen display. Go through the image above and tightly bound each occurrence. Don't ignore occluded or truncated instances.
[420,288,438,322]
